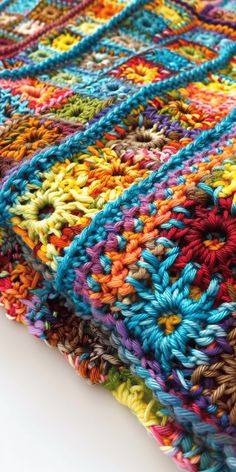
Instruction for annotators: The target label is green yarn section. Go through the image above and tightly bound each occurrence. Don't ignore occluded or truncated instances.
[50,94,114,123]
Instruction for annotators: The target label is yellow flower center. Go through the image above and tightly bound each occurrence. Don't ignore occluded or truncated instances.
[158,314,182,335]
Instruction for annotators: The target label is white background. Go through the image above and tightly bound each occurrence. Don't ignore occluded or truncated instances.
[0,309,177,472]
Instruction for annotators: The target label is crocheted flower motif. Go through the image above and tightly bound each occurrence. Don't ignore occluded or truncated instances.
[29,48,52,62]
[120,9,167,40]
[15,19,44,36]
[110,57,171,85]
[79,45,127,71]
[163,191,236,280]
[113,249,233,374]
[181,79,236,115]
[146,78,236,131]
[107,101,200,156]
[127,260,231,375]
[0,116,68,162]
[29,2,65,23]
[51,94,113,124]
[158,98,218,130]
[111,34,148,52]
[183,26,226,49]
[51,32,80,52]
[108,124,170,153]
[166,39,218,63]
[121,146,177,171]
[6,77,72,113]
[75,21,98,36]
[146,0,191,30]
[50,71,81,86]
[86,0,123,21]
[83,77,134,100]
[10,147,150,261]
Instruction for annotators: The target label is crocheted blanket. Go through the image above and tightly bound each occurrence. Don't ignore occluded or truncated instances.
[0,0,236,470]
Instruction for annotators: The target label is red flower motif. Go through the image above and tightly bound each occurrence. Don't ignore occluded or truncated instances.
[162,195,236,279]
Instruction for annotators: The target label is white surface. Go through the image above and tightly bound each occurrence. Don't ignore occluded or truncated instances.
[0,310,177,472]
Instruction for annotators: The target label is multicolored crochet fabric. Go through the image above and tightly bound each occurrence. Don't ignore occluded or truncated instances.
[0,0,236,470]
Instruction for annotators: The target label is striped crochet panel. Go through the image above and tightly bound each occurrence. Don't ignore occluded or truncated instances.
[0,0,236,471]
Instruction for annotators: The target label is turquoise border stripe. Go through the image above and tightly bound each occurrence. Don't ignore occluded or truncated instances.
[0,0,12,10]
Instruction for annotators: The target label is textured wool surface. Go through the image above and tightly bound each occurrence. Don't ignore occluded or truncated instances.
[0,0,236,470]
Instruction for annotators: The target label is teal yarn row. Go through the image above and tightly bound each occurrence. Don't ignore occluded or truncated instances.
[0,0,12,12]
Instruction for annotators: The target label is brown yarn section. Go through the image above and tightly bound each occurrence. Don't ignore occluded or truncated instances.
[46,304,122,384]
[191,313,236,425]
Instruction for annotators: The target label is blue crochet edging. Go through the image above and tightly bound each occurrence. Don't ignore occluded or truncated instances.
[0,40,235,222]
[0,0,12,12]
